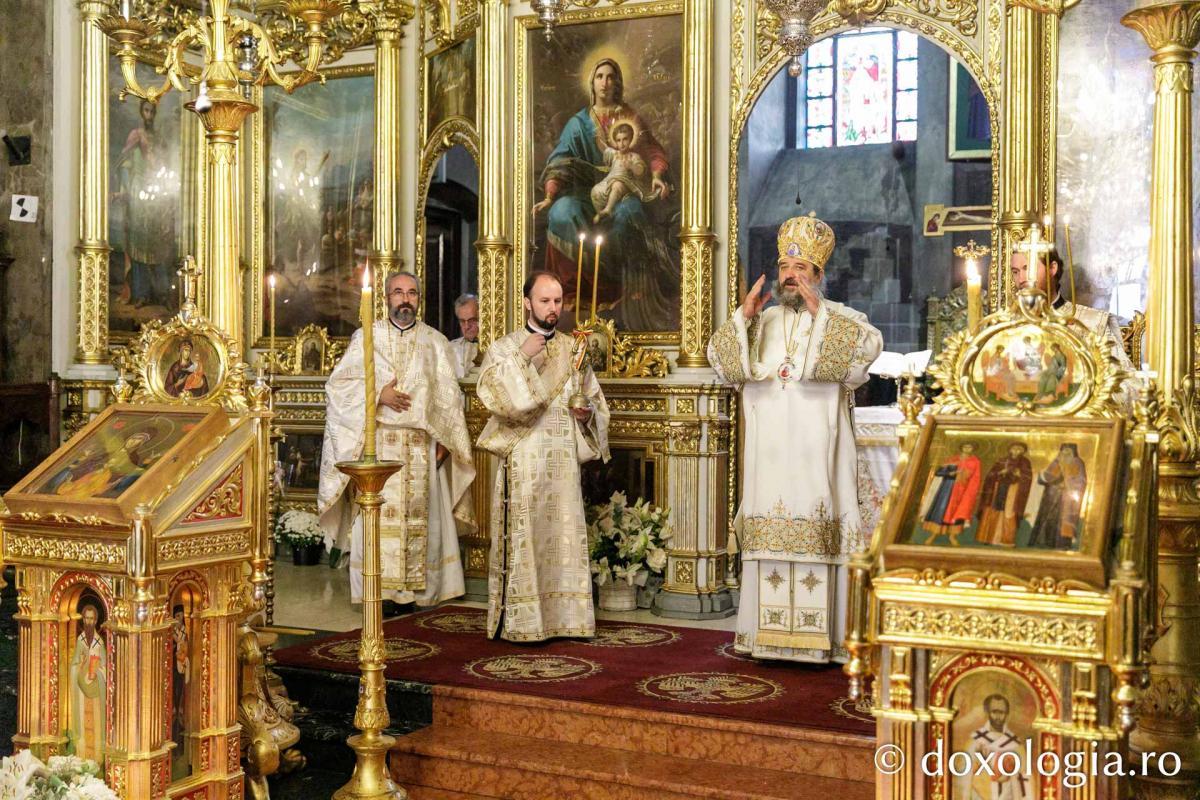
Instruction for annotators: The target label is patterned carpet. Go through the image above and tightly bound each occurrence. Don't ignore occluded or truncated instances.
[273,605,873,735]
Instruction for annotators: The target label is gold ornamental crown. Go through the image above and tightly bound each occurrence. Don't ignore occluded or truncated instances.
[777,212,835,269]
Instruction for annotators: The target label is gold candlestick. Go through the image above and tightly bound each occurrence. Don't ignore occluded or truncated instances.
[361,268,377,462]
[268,272,277,376]
[591,235,603,323]
[575,231,587,319]
[332,459,405,800]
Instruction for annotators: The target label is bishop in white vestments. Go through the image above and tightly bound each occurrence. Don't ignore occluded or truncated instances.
[477,272,610,642]
[319,272,476,606]
[708,214,883,663]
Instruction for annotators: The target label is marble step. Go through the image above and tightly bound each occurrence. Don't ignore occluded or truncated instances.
[389,725,876,800]
[430,685,875,783]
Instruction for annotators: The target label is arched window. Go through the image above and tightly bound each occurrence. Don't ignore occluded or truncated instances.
[800,29,919,149]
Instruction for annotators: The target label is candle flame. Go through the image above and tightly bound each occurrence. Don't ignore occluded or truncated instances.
[1043,214,1052,229]
[595,235,604,245]
[268,273,276,289]
[1063,213,1070,227]
[578,232,587,242]
[966,259,980,282]
[362,268,372,290]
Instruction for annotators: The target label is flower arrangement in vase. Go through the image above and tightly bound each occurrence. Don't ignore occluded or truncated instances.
[273,509,326,566]
[586,492,672,611]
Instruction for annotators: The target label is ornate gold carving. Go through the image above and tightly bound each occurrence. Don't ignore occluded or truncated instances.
[880,568,1102,596]
[182,464,245,524]
[158,529,252,564]
[905,0,978,34]
[674,559,695,585]
[608,397,669,413]
[880,602,1101,656]
[5,534,126,567]
[76,244,110,365]
[1121,2,1200,52]
[830,0,888,27]
[665,423,702,454]
[586,316,671,379]
[15,511,109,527]
[927,290,1125,418]
[609,419,667,441]
[119,310,249,414]
[425,0,453,45]
[675,398,697,415]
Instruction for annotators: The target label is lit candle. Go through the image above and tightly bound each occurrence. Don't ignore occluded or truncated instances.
[267,273,277,374]
[966,258,982,333]
[575,232,587,321]
[361,268,377,461]
[1063,213,1076,309]
[591,235,603,323]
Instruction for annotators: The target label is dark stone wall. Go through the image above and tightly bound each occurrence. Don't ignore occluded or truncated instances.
[0,0,55,384]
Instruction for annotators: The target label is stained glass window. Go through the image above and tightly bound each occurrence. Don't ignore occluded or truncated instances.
[800,29,918,149]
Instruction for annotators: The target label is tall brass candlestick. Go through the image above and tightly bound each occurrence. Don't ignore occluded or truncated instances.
[332,460,405,800]
[575,232,587,319]
[591,235,603,323]
[268,273,277,376]
[361,268,377,461]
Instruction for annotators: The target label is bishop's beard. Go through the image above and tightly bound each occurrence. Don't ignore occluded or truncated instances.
[773,279,820,311]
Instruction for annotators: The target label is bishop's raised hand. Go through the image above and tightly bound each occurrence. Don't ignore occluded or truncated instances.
[742,275,772,320]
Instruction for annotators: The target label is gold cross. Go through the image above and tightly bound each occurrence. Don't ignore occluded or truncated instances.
[1013,224,1054,288]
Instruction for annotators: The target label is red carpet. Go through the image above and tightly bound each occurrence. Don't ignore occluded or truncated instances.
[273,605,873,735]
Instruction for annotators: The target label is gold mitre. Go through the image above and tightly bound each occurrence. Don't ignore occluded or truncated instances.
[777,212,835,269]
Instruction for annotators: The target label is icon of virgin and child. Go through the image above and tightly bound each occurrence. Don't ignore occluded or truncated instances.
[531,58,681,331]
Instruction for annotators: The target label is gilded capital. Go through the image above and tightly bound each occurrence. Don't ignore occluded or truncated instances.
[1007,0,1068,15]
[361,0,415,34]
[1123,2,1200,53]
[77,0,113,18]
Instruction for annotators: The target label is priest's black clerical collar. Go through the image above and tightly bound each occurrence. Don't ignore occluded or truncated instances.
[1051,292,1067,310]
[389,317,417,334]
[525,322,556,340]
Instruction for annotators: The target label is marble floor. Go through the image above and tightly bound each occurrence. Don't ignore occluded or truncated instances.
[270,560,737,633]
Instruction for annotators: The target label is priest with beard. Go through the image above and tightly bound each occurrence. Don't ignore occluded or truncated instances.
[319,271,476,609]
[708,213,883,663]
[477,271,610,642]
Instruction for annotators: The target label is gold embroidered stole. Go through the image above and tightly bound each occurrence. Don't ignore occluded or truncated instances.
[379,325,429,593]
[480,335,575,458]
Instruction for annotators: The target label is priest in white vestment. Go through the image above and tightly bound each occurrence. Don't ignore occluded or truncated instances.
[318,271,476,606]
[477,272,610,642]
[708,213,883,663]
[448,293,481,379]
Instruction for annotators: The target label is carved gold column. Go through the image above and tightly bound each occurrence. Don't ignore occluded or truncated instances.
[676,0,714,367]
[996,0,1049,307]
[477,0,512,349]
[363,1,413,281]
[1122,4,1200,797]
[75,0,113,364]
[106,511,173,798]
[194,66,256,348]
